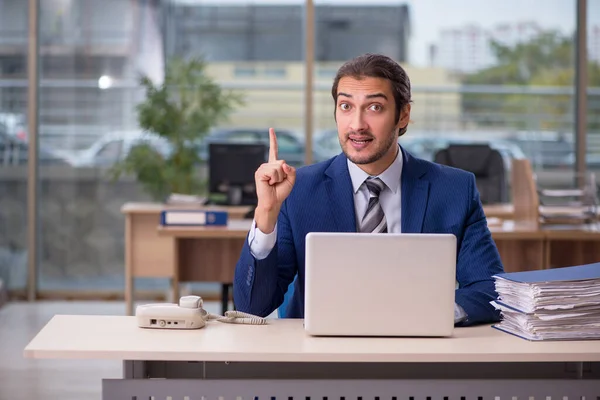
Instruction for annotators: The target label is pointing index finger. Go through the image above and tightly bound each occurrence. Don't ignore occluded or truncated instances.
[268,127,278,162]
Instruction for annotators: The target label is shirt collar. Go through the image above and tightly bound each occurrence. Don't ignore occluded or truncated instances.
[347,144,403,194]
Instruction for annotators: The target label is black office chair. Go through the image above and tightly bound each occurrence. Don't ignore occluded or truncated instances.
[434,144,507,204]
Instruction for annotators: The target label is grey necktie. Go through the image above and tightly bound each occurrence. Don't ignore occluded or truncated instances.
[359,177,387,233]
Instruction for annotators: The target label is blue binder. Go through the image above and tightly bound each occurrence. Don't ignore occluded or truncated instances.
[491,262,600,341]
[160,210,228,226]
[493,262,600,283]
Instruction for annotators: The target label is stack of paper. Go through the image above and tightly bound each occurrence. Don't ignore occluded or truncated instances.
[491,262,600,341]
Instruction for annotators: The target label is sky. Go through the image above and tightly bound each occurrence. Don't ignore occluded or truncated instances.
[173,0,600,66]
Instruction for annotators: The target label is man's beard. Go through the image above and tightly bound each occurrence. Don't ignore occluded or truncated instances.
[340,129,397,165]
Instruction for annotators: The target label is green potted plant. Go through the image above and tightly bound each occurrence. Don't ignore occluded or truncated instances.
[111,56,243,201]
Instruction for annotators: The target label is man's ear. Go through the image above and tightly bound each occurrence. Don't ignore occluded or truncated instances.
[397,103,411,130]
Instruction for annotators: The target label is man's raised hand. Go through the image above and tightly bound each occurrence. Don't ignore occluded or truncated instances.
[254,128,296,233]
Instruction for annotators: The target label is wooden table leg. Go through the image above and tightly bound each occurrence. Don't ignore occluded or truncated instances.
[543,238,550,269]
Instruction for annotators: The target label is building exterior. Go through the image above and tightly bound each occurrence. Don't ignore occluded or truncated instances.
[590,25,600,64]
[164,3,410,63]
[0,1,462,147]
[430,21,543,73]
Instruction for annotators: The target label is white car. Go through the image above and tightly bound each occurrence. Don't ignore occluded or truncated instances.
[58,130,171,168]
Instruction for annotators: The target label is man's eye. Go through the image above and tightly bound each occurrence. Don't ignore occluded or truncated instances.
[339,103,350,111]
[369,104,382,112]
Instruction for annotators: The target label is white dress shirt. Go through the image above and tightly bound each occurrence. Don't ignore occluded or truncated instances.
[347,145,403,233]
[246,144,467,323]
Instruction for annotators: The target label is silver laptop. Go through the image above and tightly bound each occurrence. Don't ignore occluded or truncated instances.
[304,232,457,337]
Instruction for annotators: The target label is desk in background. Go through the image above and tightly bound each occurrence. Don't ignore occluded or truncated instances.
[159,219,600,294]
[122,202,600,315]
[488,220,546,273]
[482,203,515,220]
[544,224,600,269]
[24,315,600,399]
[489,220,600,271]
[157,220,252,314]
[483,203,600,223]
[121,203,252,315]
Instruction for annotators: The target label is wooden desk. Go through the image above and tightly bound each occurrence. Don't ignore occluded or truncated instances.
[121,202,252,219]
[490,221,600,271]
[543,224,600,269]
[122,203,252,315]
[157,218,549,312]
[157,220,252,313]
[488,221,547,273]
[489,221,600,271]
[483,203,514,220]
[483,203,600,222]
[122,199,600,315]
[24,315,600,398]
[152,219,600,311]
[157,220,252,239]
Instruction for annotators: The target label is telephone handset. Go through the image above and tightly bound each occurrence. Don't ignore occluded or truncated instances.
[136,295,267,329]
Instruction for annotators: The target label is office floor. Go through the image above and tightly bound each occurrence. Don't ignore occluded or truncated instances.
[0,299,250,400]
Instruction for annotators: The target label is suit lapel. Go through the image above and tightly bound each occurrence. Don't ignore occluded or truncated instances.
[324,148,430,233]
[400,147,430,233]
[325,154,357,232]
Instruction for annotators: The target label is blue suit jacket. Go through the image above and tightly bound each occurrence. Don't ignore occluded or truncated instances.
[234,147,505,326]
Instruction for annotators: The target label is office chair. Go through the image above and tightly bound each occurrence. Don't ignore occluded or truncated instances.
[434,143,508,204]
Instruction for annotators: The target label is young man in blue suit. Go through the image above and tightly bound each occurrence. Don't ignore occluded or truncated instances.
[233,53,504,326]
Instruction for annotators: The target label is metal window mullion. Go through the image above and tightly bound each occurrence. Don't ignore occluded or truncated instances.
[304,0,315,166]
[575,0,588,185]
[27,0,40,301]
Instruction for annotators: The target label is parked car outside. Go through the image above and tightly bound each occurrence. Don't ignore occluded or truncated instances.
[56,130,171,168]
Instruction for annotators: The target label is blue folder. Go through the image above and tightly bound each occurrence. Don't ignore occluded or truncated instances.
[160,210,228,226]
[493,262,600,283]
[491,262,600,340]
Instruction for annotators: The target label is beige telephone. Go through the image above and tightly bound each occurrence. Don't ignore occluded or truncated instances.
[136,295,267,329]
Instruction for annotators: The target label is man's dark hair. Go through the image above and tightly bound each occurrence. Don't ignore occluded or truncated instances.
[331,53,412,136]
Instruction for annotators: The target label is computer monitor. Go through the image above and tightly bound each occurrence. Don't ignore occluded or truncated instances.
[208,143,266,206]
